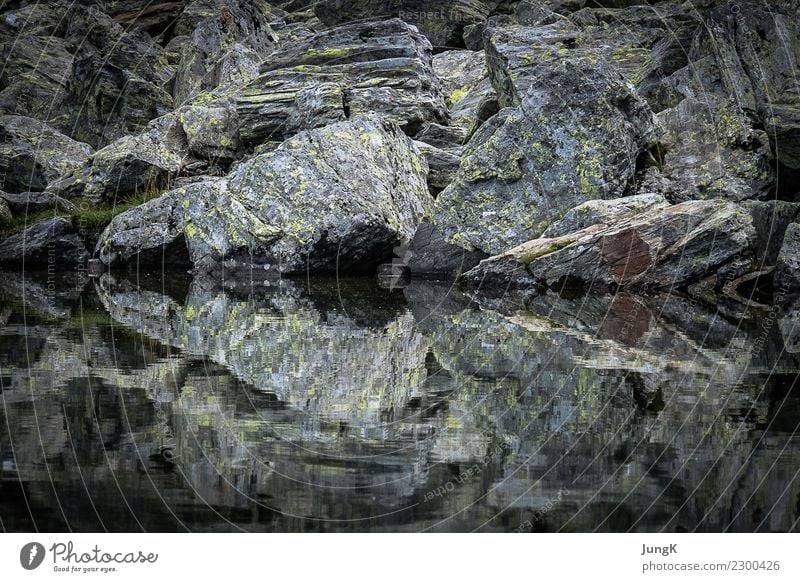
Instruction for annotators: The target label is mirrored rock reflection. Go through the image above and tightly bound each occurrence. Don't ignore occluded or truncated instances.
[1,272,799,532]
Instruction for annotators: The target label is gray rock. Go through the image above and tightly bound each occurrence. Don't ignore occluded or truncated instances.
[64,56,174,149]
[463,200,755,292]
[233,19,448,145]
[640,97,773,202]
[0,217,88,266]
[775,223,800,291]
[432,55,655,258]
[542,193,669,238]
[412,141,462,194]
[314,0,490,48]
[0,190,75,215]
[0,35,72,121]
[97,115,433,276]
[0,115,93,193]
[178,105,241,164]
[0,196,10,224]
[432,49,495,139]
[407,221,487,278]
[172,0,279,104]
[49,114,190,202]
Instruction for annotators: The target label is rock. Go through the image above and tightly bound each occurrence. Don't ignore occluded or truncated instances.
[97,115,433,276]
[233,19,448,145]
[745,200,800,266]
[775,223,800,291]
[432,49,496,139]
[695,0,800,170]
[49,114,190,202]
[0,35,72,121]
[431,55,655,258]
[94,185,190,267]
[172,0,278,104]
[0,115,93,193]
[433,50,488,109]
[0,190,75,215]
[64,5,170,85]
[314,0,490,48]
[542,193,669,238]
[0,217,89,266]
[407,221,487,278]
[0,196,10,224]
[178,105,240,164]
[64,56,174,149]
[412,141,461,194]
[640,97,773,202]
[462,200,755,292]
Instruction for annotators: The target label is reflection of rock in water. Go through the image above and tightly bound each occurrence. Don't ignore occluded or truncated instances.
[1,274,799,531]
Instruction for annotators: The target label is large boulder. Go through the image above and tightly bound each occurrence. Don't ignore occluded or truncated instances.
[427,55,655,259]
[314,0,490,48]
[0,115,93,193]
[541,193,669,238]
[462,200,755,293]
[0,217,89,266]
[97,115,433,276]
[233,19,448,145]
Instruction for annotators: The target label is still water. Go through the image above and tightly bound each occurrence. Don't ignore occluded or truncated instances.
[1,271,798,532]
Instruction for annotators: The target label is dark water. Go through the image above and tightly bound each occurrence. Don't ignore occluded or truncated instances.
[1,270,799,532]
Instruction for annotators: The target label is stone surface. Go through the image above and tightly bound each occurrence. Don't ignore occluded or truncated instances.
[542,193,669,238]
[462,200,755,292]
[314,0,490,48]
[431,56,655,258]
[775,223,800,291]
[97,115,433,276]
[0,217,88,266]
[0,115,93,193]
[233,19,448,145]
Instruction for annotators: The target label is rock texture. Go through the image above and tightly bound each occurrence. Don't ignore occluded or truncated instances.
[97,115,432,276]
[463,200,756,292]
[0,217,88,265]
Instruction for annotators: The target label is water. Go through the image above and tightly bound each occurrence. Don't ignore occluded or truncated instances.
[1,270,798,532]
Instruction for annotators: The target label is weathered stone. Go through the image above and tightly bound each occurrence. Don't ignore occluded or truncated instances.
[0,196,10,224]
[50,114,190,202]
[0,36,72,121]
[314,0,490,48]
[407,222,487,278]
[172,0,278,104]
[234,19,447,145]
[0,190,75,215]
[640,97,773,202]
[0,115,92,193]
[0,217,88,266]
[64,56,174,149]
[178,105,240,164]
[542,193,669,238]
[413,141,462,194]
[432,49,495,139]
[432,56,655,258]
[463,200,755,292]
[775,223,800,291]
[98,115,433,276]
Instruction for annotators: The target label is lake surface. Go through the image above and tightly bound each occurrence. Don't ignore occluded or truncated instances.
[1,270,799,532]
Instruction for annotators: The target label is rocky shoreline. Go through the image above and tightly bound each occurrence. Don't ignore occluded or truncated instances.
[1,0,799,307]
